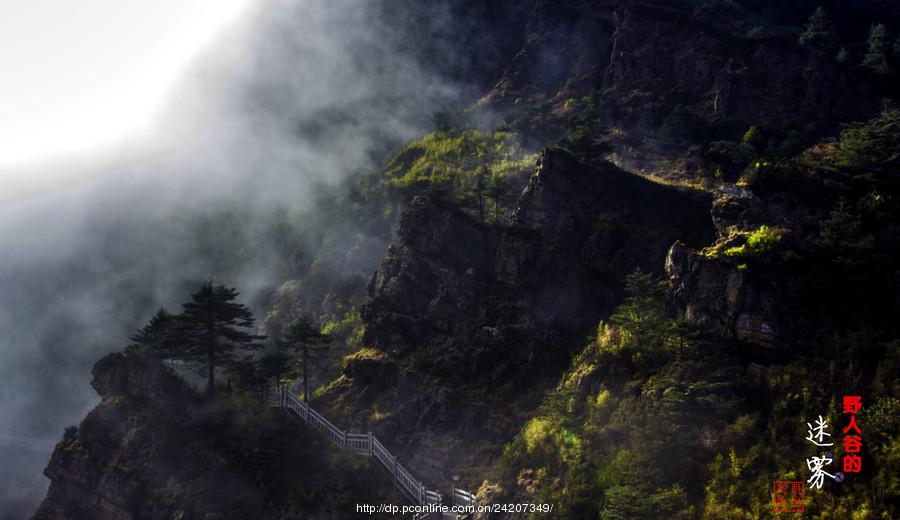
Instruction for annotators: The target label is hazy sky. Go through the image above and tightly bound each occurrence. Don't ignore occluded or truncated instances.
[0,0,256,198]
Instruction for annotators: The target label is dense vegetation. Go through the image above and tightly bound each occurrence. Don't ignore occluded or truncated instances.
[110,39,900,520]
[34,354,398,520]
[384,128,536,223]
[33,3,900,519]
[491,110,900,518]
[494,269,898,518]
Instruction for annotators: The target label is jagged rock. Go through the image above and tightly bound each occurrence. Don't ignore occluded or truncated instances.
[666,241,790,358]
[91,353,194,410]
[487,1,875,135]
[327,148,714,487]
[34,353,394,520]
[489,0,613,98]
[363,197,496,355]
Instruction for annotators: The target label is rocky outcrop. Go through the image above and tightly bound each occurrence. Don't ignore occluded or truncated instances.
[324,149,714,488]
[33,353,394,520]
[487,1,875,135]
[363,151,715,374]
[34,355,201,520]
[665,241,791,357]
[664,187,809,359]
[489,1,614,98]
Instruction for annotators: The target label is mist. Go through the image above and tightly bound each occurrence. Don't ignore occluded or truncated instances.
[0,1,465,516]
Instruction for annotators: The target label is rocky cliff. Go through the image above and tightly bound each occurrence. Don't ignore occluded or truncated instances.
[33,354,395,520]
[487,0,875,130]
[319,149,714,488]
[30,1,900,518]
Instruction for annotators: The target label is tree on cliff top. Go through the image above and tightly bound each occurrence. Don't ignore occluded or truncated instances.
[173,282,265,399]
[128,307,178,363]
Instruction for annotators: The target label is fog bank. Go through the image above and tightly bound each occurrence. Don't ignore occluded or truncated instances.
[0,1,464,516]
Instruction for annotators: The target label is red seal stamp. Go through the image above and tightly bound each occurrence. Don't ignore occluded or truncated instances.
[773,481,804,513]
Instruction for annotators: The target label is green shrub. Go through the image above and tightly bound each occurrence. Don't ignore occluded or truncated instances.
[384,130,534,195]
[724,225,782,258]
[383,130,536,224]
[321,306,364,350]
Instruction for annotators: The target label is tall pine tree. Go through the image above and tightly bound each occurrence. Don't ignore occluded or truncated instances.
[173,282,264,398]
[128,307,177,363]
[279,316,332,402]
[799,7,837,53]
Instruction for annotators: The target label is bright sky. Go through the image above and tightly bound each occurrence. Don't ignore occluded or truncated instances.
[0,0,255,198]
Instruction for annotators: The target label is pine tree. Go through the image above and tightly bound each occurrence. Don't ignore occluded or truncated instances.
[129,307,177,363]
[862,24,891,76]
[172,282,265,399]
[799,7,837,52]
[610,269,670,358]
[279,316,332,402]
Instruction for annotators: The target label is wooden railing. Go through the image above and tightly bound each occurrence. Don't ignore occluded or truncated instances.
[267,386,476,517]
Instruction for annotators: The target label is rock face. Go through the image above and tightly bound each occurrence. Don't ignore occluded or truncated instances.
[33,354,216,520]
[366,151,712,367]
[325,149,714,487]
[665,241,790,357]
[33,354,393,520]
[486,0,874,133]
[664,186,813,359]
[365,150,714,364]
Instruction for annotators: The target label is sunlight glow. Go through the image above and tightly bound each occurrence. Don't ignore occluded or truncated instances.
[0,0,256,190]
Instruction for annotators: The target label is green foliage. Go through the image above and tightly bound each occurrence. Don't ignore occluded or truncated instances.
[127,307,178,362]
[321,306,364,351]
[279,315,332,402]
[492,235,894,518]
[862,24,892,76]
[382,129,535,224]
[383,130,535,202]
[558,95,609,154]
[604,270,671,363]
[703,341,900,519]
[831,109,900,183]
[167,282,265,398]
[724,225,782,258]
[799,7,837,51]
[741,125,761,147]
[495,271,733,518]
[817,199,875,261]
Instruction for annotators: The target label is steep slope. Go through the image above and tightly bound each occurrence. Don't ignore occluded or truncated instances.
[318,149,714,489]
[28,1,900,518]
[478,109,900,519]
[33,354,397,520]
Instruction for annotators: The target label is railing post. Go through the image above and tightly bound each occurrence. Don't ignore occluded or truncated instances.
[281,385,286,407]
[341,430,347,448]
[367,432,373,457]
[391,455,398,479]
